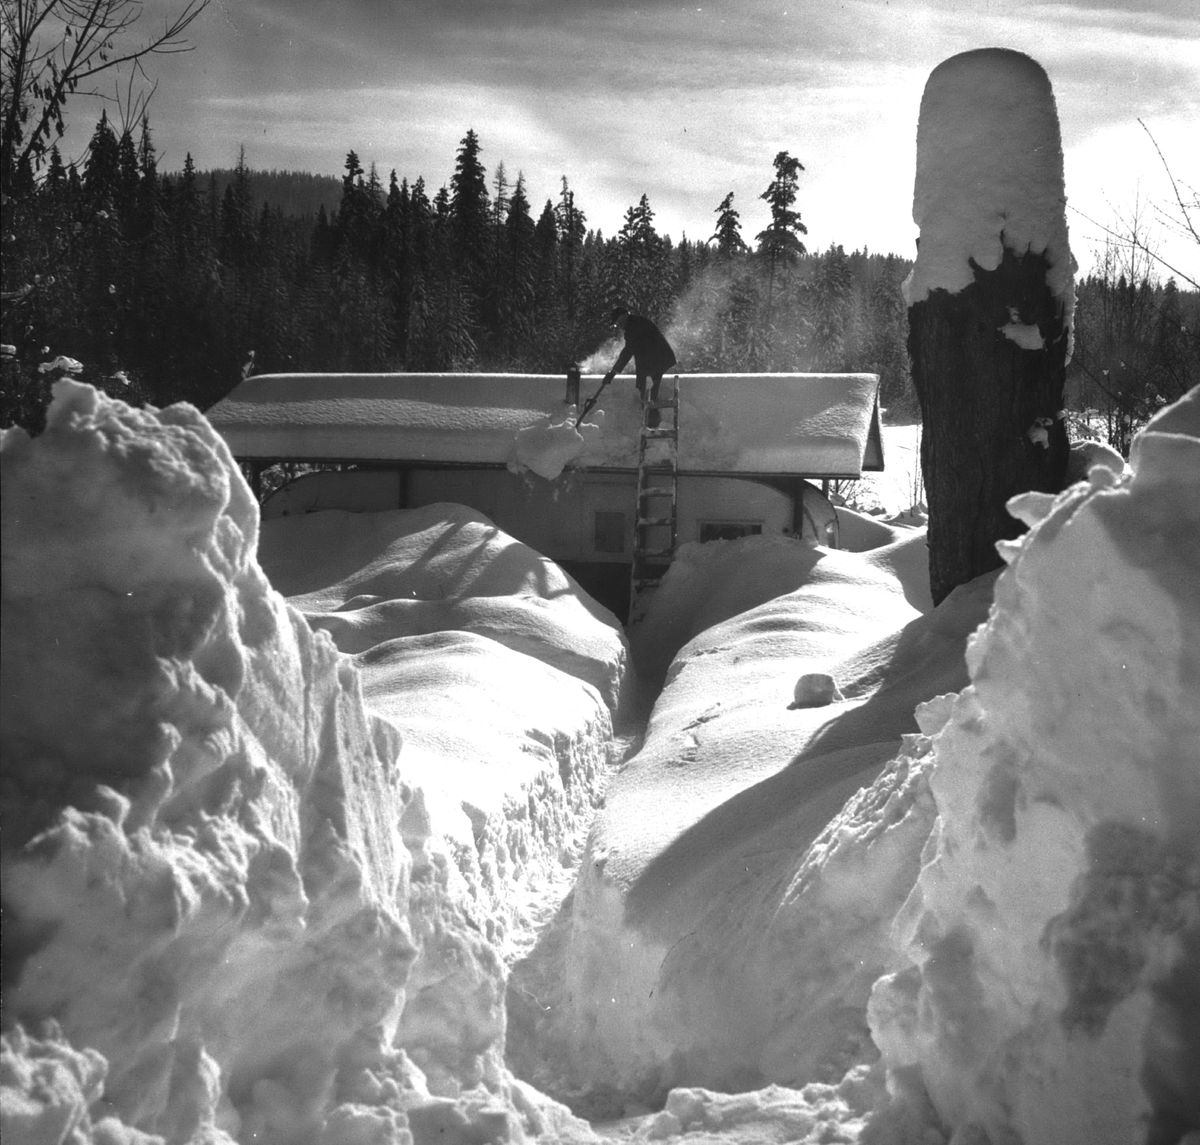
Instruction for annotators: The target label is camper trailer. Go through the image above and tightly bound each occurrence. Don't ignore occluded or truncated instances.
[206,372,884,618]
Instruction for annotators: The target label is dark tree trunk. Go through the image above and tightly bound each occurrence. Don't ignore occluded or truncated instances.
[909,245,1071,605]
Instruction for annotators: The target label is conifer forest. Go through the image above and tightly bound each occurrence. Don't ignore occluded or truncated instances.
[2,117,1196,448]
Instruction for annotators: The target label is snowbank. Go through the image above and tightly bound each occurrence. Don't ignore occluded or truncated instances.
[903,48,1074,324]
[257,503,629,713]
[256,503,627,952]
[6,376,1196,1144]
[867,386,1200,1143]
[0,382,598,1144]
[510,527,995,1112]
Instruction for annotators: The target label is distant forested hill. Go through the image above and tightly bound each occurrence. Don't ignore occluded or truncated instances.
[191,168,344,217]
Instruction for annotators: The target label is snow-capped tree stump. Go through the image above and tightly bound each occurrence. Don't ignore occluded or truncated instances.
[905,49,1075,605]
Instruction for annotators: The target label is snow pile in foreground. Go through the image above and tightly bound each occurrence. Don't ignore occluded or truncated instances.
[903,48,1074,314]
[509,528,996,1114]
[511,388,1198,1143]
[868,386,1200,1143]
[0,382,597,1144]
[257,503,628,952]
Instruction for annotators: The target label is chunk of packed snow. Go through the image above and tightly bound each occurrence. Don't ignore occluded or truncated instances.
[1065,436,1127,484]
[867,384,1200,1143]
[508,412,594,481]
[903,48,1074,324]
[792,671,845,707]
[1000,320,1045,350]
[638,1075,880,1142]
[0,382,599,1144]
[37,354,84,375]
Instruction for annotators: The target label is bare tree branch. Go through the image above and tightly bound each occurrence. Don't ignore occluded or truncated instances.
[1138,117,1200,249]
[1068,203,1199,291]
[1,0,210,191]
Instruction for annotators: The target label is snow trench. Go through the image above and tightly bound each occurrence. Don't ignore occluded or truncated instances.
[4,380,1197,1145]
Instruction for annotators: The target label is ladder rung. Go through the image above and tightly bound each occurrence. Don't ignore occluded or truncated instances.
[631,382,679,614]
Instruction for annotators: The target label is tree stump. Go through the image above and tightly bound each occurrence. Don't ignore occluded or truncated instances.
[910,246,1070,604]
[905,48,1075,605]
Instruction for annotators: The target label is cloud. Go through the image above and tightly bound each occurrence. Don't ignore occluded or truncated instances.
[97,0,1199,275]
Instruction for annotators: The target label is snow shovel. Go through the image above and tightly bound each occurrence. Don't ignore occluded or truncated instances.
[575,374,613,427]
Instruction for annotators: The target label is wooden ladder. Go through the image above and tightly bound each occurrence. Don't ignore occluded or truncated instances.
[629,375,680,623]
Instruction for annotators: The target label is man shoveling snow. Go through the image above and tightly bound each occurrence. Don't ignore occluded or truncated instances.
[588,307,677,427]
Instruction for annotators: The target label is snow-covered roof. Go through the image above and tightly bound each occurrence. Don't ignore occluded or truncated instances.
[206,372,884,478]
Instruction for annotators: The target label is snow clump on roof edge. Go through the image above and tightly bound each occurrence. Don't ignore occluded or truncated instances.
[903,48,1075,322]
[867,384,1200,1143]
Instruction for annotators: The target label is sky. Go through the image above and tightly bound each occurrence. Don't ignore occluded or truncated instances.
[64,0,1200,280]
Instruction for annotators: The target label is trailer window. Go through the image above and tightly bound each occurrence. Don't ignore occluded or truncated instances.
[698,520,763,543]
[593,510,627,554]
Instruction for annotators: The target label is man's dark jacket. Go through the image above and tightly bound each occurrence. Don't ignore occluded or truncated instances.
[612,314,677,379]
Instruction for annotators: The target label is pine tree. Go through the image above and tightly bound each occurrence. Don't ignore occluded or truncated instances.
[811,244,853,369]
[616,193,668,316]
[45,146,67,192]
[756,151,808,365]
[450,128,490,277]
[491,161,510,227]
[756,151,808,262]
[711,192,747,258]
[83,111,121,208]
[383,170,412,360]
[555,177,586,322]
[336,150,374,261]
[498,172,536,364]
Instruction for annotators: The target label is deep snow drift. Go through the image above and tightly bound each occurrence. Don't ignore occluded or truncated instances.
[508,391,1199,1142]
[255,502,629,952]
[868,388,1200,1144]
[2,381,1198,1145]
[509,527,994,1112]
[0,381,603,1144]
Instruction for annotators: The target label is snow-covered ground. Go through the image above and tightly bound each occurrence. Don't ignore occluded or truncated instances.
[3,378,1197,1145]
